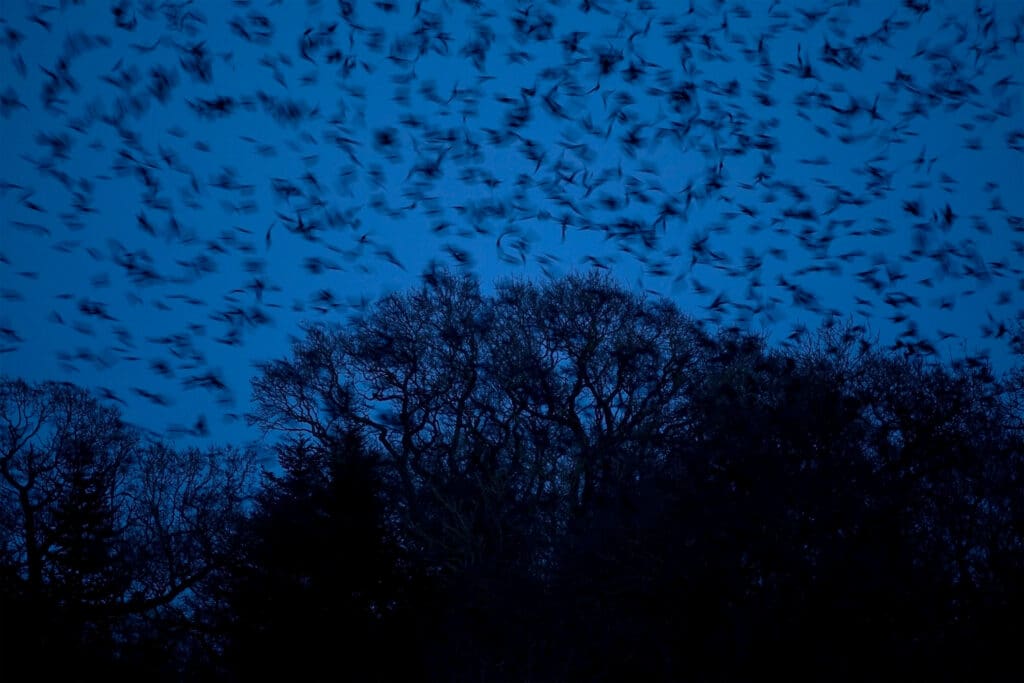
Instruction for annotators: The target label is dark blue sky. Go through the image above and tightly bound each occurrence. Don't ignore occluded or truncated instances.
[1,0,1022,448]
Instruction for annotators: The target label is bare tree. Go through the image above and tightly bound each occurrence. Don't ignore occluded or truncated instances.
[249,270,710,578]
[0,377,260,669]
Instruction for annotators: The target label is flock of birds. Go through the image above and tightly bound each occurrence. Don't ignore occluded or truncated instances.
[0,0,1022,443]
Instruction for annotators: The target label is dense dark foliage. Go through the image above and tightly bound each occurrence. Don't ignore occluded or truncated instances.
[3,272,1022,681]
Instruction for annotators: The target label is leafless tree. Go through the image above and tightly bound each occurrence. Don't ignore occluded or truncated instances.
[0,377,260,664]
[249,270,711,577]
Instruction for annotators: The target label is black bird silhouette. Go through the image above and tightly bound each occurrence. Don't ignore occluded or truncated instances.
[0,0,1018,445]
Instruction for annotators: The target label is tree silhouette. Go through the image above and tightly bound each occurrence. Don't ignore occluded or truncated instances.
[210,431,422,682]
[0,377,260,677]
[247,270,1023,681]
[2,271,1021,680]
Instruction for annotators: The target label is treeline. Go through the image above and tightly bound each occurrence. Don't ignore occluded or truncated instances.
[2,271,1022,681]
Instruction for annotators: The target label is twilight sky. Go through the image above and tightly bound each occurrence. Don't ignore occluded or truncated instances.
[1,0,1022,448]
